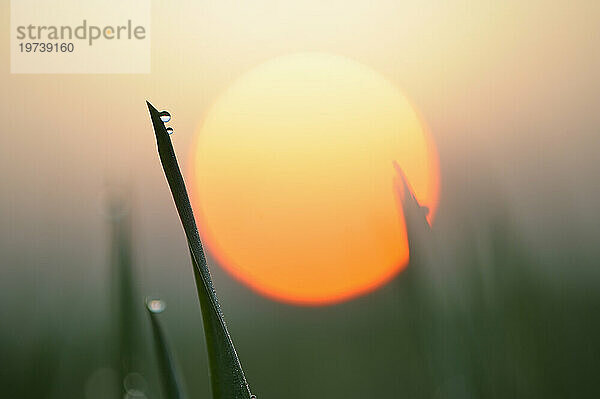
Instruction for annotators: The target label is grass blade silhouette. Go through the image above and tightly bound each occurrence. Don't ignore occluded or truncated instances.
[146,101,253,399]
[393,161,431,262]
[146,298,186,399]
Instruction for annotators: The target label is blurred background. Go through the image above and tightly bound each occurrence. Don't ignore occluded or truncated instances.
[1,1,599,398]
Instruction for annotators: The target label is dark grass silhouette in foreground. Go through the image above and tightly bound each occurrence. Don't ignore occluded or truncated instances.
[146,101,254,399]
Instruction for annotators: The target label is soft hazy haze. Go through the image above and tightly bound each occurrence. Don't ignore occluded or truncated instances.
[1,1,599,398]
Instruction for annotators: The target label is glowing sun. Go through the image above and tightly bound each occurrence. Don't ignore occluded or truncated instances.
[190,53,440,305]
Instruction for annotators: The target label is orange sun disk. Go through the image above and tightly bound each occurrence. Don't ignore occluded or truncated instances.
[190,53,440,305]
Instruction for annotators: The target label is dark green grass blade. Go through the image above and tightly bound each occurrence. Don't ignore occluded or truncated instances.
[146,101,252,399]
[146,299,186,399]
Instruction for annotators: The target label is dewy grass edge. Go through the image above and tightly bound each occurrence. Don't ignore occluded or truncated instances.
[146,101,253,399]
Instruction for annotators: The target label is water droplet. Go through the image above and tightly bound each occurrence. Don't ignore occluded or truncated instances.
[123,373,148,397]
[159,111,171,123]
[166,127,174,135]
[250,395,257,399]
[146,298,166,313]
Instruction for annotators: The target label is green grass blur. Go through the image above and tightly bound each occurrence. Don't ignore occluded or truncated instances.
[1,170,599,399]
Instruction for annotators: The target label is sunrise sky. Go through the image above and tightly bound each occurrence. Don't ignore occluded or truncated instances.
[2,0,599,303]
[3,2,600,398]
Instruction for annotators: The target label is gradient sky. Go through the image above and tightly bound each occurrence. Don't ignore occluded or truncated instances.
[1,0,599,305]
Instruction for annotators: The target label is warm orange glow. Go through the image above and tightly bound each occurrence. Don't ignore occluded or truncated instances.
[191,53,440,305]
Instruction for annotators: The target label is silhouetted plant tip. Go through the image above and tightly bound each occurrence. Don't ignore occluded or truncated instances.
[145,298,185,399]
[146,101,254,399]
[393,161,433,265]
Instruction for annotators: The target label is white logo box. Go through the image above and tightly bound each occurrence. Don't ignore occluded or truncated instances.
[11,0,150,74]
